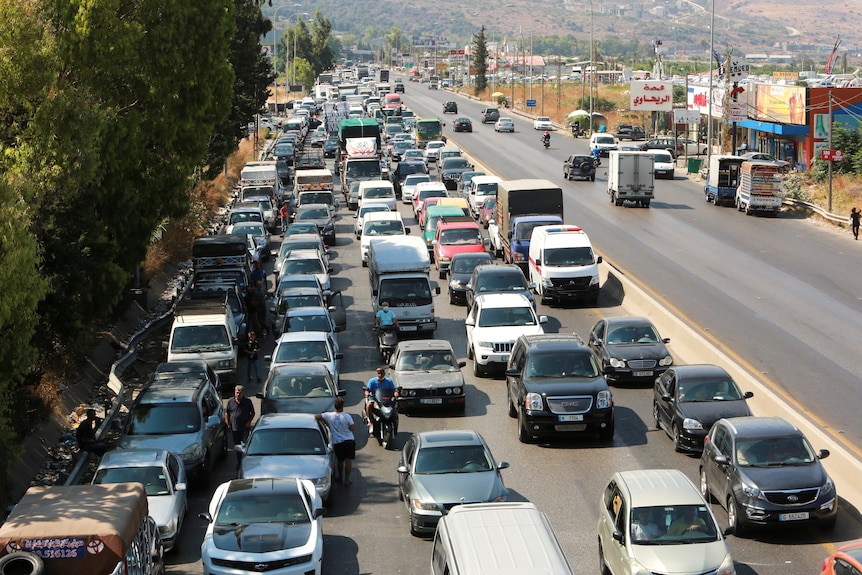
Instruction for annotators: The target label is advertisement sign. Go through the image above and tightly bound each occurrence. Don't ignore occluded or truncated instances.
[728,102,747,123]
[673,109,700,124]
[630,80,673,111]
[688,85,725,117]
[821,149,844,161]
[754,83,806,124]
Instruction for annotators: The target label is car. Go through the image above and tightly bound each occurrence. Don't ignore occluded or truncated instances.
[700,416,838,536]
[505,333,614,442]
[494,118,515,132]
[739,151,791,171]
[820,540,862,575]
[390,340,467,412]
[390,160,429,197]
[291,204,336,246]
[479,196,496,228]
[423,140,447,163]
[275,234,330,276]
[396,430,509,535]
[615,125,646,140]
[226,221,270,261]
[284,221,320,238]
[533,116,554,130]
[598,469,734,575]
[272,272,326,297]
[357,180,397,211]
[481,107,500,123]
[466,263,535,311]
[639,137,686,158]
[439,157,474,191]
[92,449,187,552]
[353,201,391,237]
[653,364,754,452]
[200,478,325,575]
[360,211,408,265]
[466,293,548,377]
[589,133,619,156]
[401,174,431,203]
[280,248,332,292]
[651,150,675,179]
[152,360,223,397]
[401,148,426,164]
[323,135,339,158]
[268,331,343,385]
[389,139,415,161]
[119,376,226,486]
[563,154,596,181]
[434,216,486,277]
[394,82,405,93]
[279,303,346,339]
[270,287,329,331]
[446,252,494,305]
[453,117,472,132]
[236,413,336,503]
[443,101,458,113]
[257,362,345,416]
[588,317,673,385]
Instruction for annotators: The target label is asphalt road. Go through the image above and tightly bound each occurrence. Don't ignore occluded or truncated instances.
[162,94,862,575]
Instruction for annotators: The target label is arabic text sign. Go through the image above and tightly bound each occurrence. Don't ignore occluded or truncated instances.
[630,81,673,111]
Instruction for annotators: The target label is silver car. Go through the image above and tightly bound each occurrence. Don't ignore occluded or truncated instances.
[236,413,336,503]
[397,430,509,536]
[268,331,343,384]
[92,449,187,552]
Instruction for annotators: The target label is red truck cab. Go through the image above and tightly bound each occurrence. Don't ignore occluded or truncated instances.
[434,216,487,279]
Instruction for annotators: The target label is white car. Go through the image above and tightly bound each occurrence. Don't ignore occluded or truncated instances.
[360,211,407,265]
[589,133,619,156]
[651,151,675,180]
[401,174,432,203]
[533,116,554,130]
[201,478,325,575]
[424,140,447,163]
[353,201,392,238]
[465,293,548,377]
[269,331,343,384]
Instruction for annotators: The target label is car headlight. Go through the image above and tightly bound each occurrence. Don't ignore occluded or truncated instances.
[525,392,543,411]
[159,517,177,535]
[451,387,462,395]
[822,476,835,495]
[449,279,463,289]
[741,479,765,501]
[313,476,328,486]
[217,359,232,368]
[412,499,440,511]
[590,275,600,286]
[682,417,704,431]
[717,552,736,575]
[476,341,493,349]
[609,357,626,369]
[596,390,612,409]
[181,443,204,463]
[659,355,673,367]
[323,223,334,232]
[543,277,553,287]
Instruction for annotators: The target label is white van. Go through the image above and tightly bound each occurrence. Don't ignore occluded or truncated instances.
[431,502,574,575]
[357,180,397,211]
[528,225,602,305]
[360,211,408,265]
[467,175,502,218]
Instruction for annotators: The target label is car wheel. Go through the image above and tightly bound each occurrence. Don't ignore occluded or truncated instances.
[598,541,611,575]
[728,495,747,537]
[699,468,714,503]
[473,357,484,377]
[672,423,683,452]
[517,408,535,444]
[507,385,517,418]
[652,401,661,430]
[467,343,473,360]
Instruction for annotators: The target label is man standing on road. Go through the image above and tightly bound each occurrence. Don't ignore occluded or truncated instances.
[850,207,860,240]
[225,385,255,470]
[315,397,356,485]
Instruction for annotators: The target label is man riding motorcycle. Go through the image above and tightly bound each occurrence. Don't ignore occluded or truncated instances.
[542,130,550,147]
[365,367,399,432]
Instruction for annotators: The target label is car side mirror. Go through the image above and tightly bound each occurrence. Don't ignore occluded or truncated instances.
[723,525,735,537]
[538,315,548,324]
[743,391,754,399]
[233,444,246,455]
[256,392,265,399]
[458,360,467,368]
[336,389,347,397]
[397,465,410,474]
[596,255,603,264]
[505,368,519,377]
[818,449,830,460]
[335,353,344,360]
[313,508,326,519]
[175,482,187,492]
[612,530,624,544]
[404,227,411,234]
[497,461,510,470]
[199,512,213,523]
[713,454,728,466]
[661,393,672,402]
[465,318,475,327]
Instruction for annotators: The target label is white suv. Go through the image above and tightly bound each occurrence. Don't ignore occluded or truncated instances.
[465,293,547,377]
[423,140,447,163]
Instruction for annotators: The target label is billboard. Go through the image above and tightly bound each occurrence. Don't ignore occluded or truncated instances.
[754,83,806,125]
[688,85,725,117]
[630,81,673,111]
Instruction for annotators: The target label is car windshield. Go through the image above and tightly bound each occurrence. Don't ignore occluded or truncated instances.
[229,212,262,224]
[606,325,660,345]
[477,272,527,292]
[378,278,433,307]
[345,161,381,179]
[514,220,550,240]
[396,350,458,372]
[452,256,490,274]
[677,377,745,402]
[543,247,594,267]
[405,175,430,186]
[364,221,404,236]
[268,375,332,398]
[93,466,170,496]
[284,313,331,333]
[216,493,309,526]
[735,436,815,466]
[443,158,470,169]
[246,428,326,456]
[440,228,482,245]
[282,259,324,275]
[596,137,615,144]
[170,325,231,353]
[274,341,331,363]
[281,241,321,254]
[127,403,200,435]
[279,294,323,311]
[475,183,498,196]
[477,306,535,327]
[629,505,718,545]
[286,223,317,236]
[364,187,393,199]
[526,353,599,378]
[297,208,329,220]
[414,445,493,474]
[232,223,265,237]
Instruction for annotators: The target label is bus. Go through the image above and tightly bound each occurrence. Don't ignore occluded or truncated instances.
[414,118,443,148]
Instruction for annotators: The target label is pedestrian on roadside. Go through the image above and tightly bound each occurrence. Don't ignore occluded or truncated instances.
[315,397,356,485]
[245,285,262,335]
[225,385,255,469]
[76,408,107,456]
[254,280,268,337]
[250,261,266,290]
[279,201,290,233]
[243,331,261,383]
[850,207,860,240]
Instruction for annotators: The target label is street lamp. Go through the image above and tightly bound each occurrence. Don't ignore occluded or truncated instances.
[588,0,594,134]
[288,12,310,88]
[706,0,715,169]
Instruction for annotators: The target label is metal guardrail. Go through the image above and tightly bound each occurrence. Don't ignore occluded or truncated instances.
[783,197,848,225]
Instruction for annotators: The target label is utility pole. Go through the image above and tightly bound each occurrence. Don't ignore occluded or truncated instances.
[828,90,834,212]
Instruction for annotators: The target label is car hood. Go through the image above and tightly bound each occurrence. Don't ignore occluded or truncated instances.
[632,541,729,575]
[475,325,543,340]
[606,342,668,360]
[262,396,335,415]
[394,371,464,389]
[438,244,486,259]
[147,495,180,529]
[522,377,607,395]
[677,400,751,428]
[241,454,330,481]
[212,522,312,553]
[449,271,472,285]
[119,435,197,455]
[413,471,505,506]
[739,462,828,490]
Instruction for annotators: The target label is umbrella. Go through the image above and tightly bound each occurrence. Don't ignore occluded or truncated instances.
[491,92,505,98]
[566,109,589,118]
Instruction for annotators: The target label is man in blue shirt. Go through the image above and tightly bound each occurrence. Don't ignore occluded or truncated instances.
[374,301,399,330]
[365,367,398,432]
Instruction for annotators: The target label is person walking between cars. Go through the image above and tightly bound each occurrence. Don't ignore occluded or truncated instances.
[225,385,255,470]
[850,207,860,240]
[245,284,262,336]
[243,331,261,383]
[279,201,290,233]
[315,397,356,485]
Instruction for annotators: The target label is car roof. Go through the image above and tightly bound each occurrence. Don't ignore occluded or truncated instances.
[276,331,329,343]
[98,448,172,469]
[471,175,502,185]
[415,429,483,447]
[138,381,204,404]
[719,416,801,438]
[225,477,301,497]
[614,469,704,507]
[604,316,655,327]
[296,203,331,211]
[475,293,532,308]
[667,364,732,380]
[254,412,320,430]
[473,263,523,277]
[395,339,455,352]
[154,361,209,375]
[268,363,332,377]
[286,306,330,317]
[518,333,588,351]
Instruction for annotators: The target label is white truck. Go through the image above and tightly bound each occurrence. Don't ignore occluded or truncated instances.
[240,162,280,200]
[737,161,783,215]
[607,150,656,208]
[367,236,439,334]
[166,296,239,385]
[528,225,602,305]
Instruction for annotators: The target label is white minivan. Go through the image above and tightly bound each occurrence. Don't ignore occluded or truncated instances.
[360,211,408,265]
[528,225,602,305]
[357,180,397,211]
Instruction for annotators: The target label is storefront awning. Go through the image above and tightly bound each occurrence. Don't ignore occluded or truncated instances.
[736,119,809,136]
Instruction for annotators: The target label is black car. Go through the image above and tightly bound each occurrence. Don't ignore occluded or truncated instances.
[700,416,837,536]
[391,160,429,197]
[439,157,474,191]
[323,136,339,158]
[653,364,753,452]
[443,101,458,114]
[588,316,673,384]
[506,334,614,443]
[466,263,534,310]
[615,125,646,140]
[276,159,291,186]
[292,203,336,246]
[639,137,682,158]
[447,252,494,305]
[394,82,405,93]
[453,117,473,132]
[563,154,596,181]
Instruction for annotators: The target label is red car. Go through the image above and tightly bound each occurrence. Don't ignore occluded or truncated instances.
[822,540,862,575]
[417,197,443,230]
[479,196,497,229]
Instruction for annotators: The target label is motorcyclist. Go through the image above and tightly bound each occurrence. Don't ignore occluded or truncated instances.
[374,301,399,331]
[365,367,399,432]
[542,130,550,147]
[592,146,602,165]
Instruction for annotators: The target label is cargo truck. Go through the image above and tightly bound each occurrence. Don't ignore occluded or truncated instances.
[338,118,382,194]
[704,155,745,206]
[240,162,279,201]
[488,179,564,272]
[737,161,783,215]
[607,150,655,207]
[368,236,440,334]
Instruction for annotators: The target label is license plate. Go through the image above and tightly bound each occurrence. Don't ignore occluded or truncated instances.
[633,371,653,377]
[559,414,584,422]
[555,423,586,432]
[779,512,809,521]
[420,398,443,405]
[400,326,417,332]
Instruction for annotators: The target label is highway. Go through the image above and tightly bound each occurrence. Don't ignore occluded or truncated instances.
[162,88,862,575]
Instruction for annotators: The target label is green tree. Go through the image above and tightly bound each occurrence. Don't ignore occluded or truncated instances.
[472,26,489,93]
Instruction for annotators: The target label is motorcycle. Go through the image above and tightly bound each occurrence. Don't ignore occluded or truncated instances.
[542,135,550,149]
[592,149,602,167]
[363,387,400,449]
[375,325,398,364]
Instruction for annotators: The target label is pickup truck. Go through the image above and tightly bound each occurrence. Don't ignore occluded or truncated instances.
[615,125,646,140]
[563,154,596,181]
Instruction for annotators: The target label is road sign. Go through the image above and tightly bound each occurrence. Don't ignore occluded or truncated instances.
[728,102,747,123]
[673,109,700,125]
[718,57,750,81]
[821,149,845,162]
[526,99,536,107]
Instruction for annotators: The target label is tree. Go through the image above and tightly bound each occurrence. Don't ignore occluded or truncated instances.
[472,26,489,93]
[384,26,405,68]
[285,12,336,84]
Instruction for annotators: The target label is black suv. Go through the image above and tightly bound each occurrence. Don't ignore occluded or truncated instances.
[443,101,458,114]
[391,160,429,198]
[466,263,534,310]
[505,334,614,443]
[481,108,500,124]
[394,82,405,93]
[563,154,596,181]
[700,416,837,536]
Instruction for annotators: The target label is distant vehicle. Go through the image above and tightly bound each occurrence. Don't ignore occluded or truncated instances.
[533,116,554,130]
[453,117,473,132]
[495,118,515,132]
[443,101,458,113]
